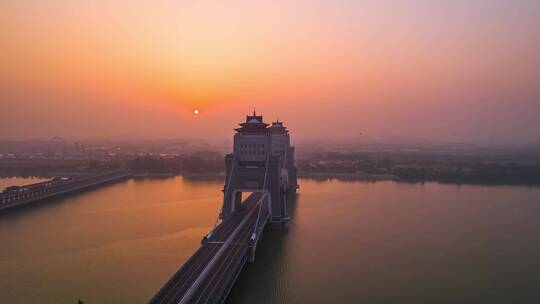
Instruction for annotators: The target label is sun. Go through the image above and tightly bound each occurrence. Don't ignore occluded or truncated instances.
[193,109,200,115]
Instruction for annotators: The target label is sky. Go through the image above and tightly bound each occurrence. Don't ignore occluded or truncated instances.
[1,0,539,144]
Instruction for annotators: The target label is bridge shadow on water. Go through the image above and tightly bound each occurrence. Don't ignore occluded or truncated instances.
[225,193,299,304]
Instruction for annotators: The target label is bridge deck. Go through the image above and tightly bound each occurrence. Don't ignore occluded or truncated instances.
[150,193,264,304]
[0,171,131,211]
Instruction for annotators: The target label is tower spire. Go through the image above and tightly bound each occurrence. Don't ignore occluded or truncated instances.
[253,108,256,116]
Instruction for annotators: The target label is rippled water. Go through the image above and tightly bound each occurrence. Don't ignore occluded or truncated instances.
[1,177,540,303]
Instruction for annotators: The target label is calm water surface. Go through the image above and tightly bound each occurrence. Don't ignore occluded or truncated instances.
[1,177,540,303]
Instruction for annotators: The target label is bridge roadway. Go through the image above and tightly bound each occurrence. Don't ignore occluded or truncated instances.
[0,171,131,211]
[150,193,264,304]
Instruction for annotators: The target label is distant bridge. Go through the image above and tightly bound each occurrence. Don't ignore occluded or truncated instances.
[0,171,131,211]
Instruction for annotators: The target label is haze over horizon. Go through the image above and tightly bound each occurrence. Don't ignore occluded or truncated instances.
[2,1,539,145]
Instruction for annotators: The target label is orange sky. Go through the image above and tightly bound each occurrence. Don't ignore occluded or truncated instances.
[1,1,539,144]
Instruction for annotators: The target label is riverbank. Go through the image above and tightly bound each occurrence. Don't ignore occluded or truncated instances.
[298,172,399,181]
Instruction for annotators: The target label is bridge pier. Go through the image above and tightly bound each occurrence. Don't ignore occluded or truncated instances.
[222,157,289,227]
[220,113,297,229]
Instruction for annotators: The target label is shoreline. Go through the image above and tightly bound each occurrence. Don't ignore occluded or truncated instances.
[2,172,539,187]
[298,172,399,181]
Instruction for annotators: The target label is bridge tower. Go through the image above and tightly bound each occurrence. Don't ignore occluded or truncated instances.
[221,112,298,229]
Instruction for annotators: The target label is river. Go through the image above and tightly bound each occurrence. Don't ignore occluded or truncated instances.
[1,177,540,303]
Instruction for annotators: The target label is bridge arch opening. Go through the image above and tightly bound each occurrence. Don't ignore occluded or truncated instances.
[230,189,270,214]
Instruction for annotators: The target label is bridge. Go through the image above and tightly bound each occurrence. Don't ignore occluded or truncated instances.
[150,192,269,304]
[0,171,131,211]
[149,113,298,304]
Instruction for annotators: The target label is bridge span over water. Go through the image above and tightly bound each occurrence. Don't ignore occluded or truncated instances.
[150,113,298,304]
[0,171,131,212]
[150,192,269,304]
